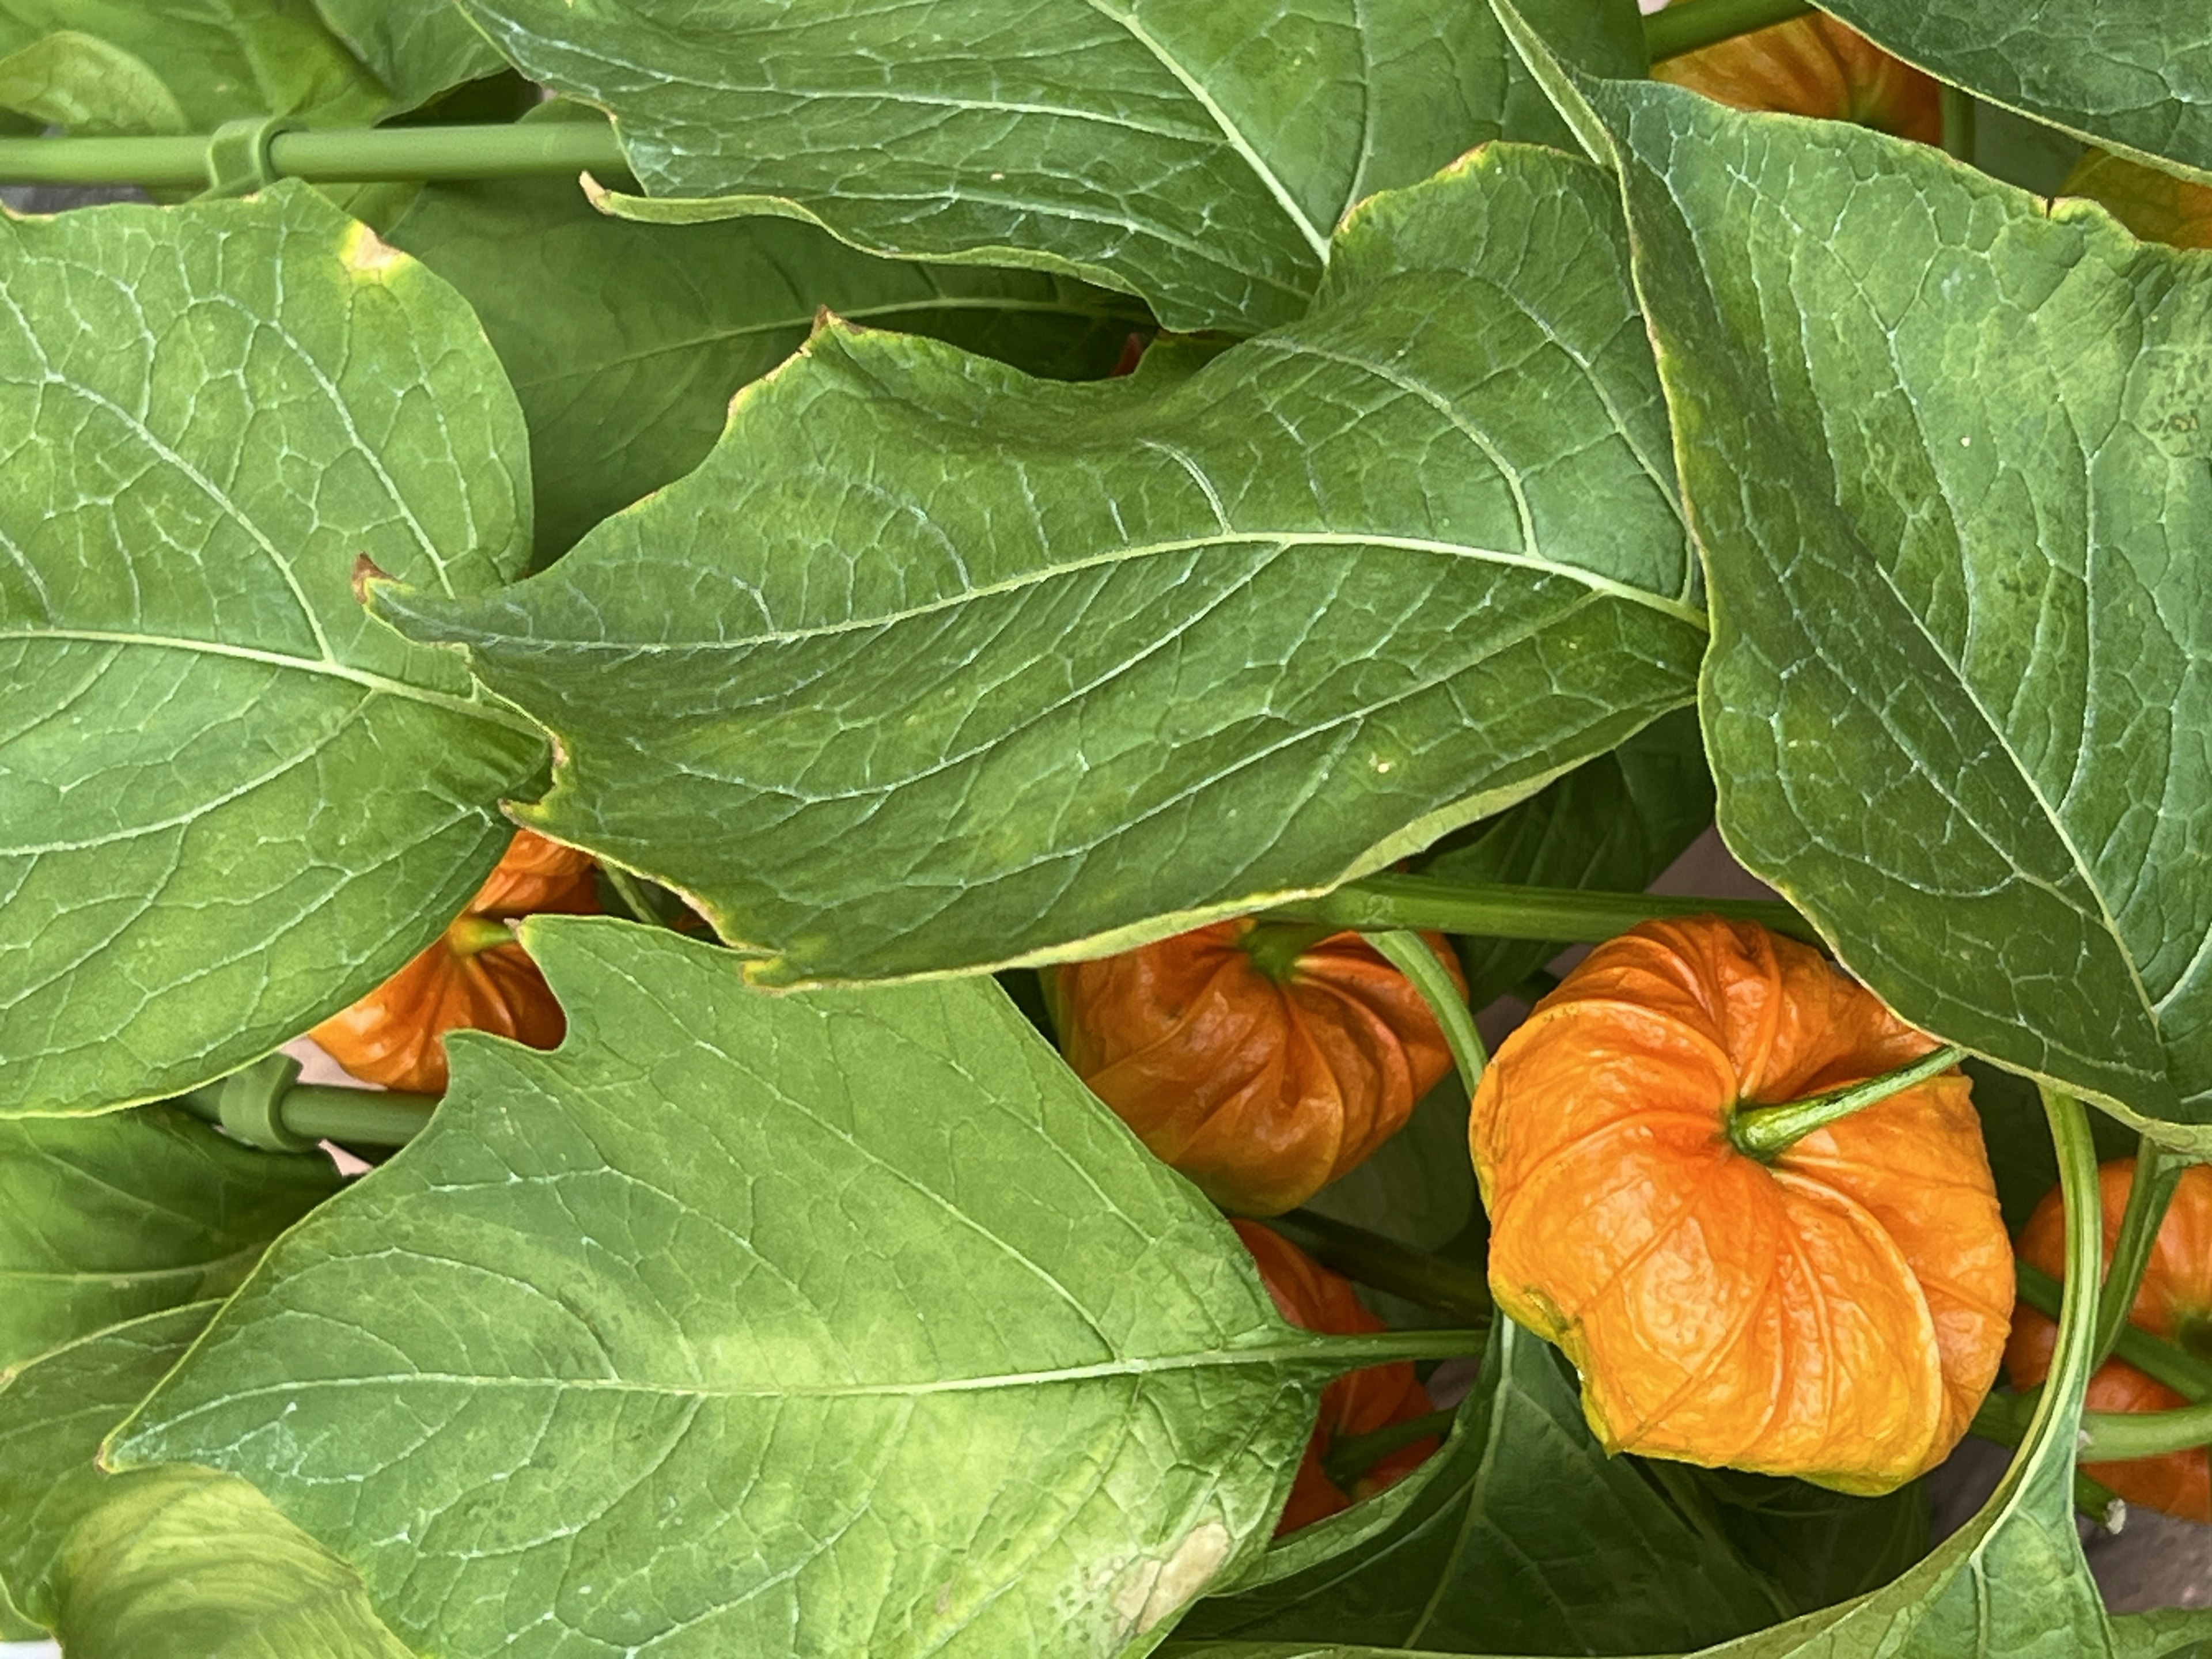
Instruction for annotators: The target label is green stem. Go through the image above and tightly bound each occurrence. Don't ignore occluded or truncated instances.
[1940,85,1978,162]
[1242,919,1340,982]
[0,119,627,189]
[1263,1210,1493,1326]
[1727,1044,1965,1161]
[603,866,680,931]
[176,1067,435,1150]
[1321,1409,1457,1491]
[1263,873,1817,948]
[1364,930,1486,1097]
[2094,1139,2190,1369]
[2016,1261,2212,1403]
[1967,1389,2122,1521]
[1644,0,1815,63]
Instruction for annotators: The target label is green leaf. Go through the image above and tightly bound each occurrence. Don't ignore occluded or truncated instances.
[0,182,548,1113]
[0,0,388,131]
[1423,705,1713,1007]
[1183,1316,1787,1653]
[0,1105,338,1369]
[309,0,504,113]
[381,154,1147,561]
[112,915,1474,1658]
[0,32,187,134]
[1969,1059,2135,1235]
[455,0,1642,332]
[1302,1074,1472,1283]
[1532,55,2212,1141]
[0,1305,411,1655]
[1687,1468,1929,1619]
[1816,0,2212,184]
[369,143,1703,986]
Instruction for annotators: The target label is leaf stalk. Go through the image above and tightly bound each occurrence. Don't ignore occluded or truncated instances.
[1262,1209,1493,1326]
[2093,1139,2190,1369]
[0,119,627,190]
[1363,929,1487,1097]
[1263,872,1816,948]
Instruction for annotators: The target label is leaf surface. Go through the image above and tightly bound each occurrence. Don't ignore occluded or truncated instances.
[0,183,547,1112]
[112,915,1468,1658]
[310,0,505,112]
[372,143,1703,986]
[0,1104,337,1369]
[454,0,1642,331]
[1816,0,2212,183]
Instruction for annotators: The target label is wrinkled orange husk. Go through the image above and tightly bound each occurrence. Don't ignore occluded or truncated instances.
[1234,1220,1440,1534]
[1654,9,1941,144]
[1056,922,1466,1215]
[471,827,600,916]
[2006,1160,2212,1521]
[2063,151,2212,251]
[1471,917,2011,1495]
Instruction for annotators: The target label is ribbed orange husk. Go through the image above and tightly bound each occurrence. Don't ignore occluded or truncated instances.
[1233,1220,1440,1534]
[1654,10,1941,143]
[2063,151,2212,251]
[1056,922,1467,1215]
[310,830,598,1092]
[1470,916,2010,1494]
[2005,1160,2212,1522]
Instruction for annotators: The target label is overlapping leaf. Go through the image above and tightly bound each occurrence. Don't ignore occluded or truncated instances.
[1509,31,2212,1139]
[382,133,1146,559]
[0,183,547,1113]
[371,143,1703,986]
[1817,0,2212,184]
[454,0,1643,332]
[311,0,506,112]
[0,1104,336,1367]
[0,1304,410,1656]
[113,916,1475,1658]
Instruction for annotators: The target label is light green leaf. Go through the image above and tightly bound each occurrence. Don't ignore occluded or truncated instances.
[2111,1609,2212,1659]
[370,143,1703,986]
[0,182,548,1114]
[1525,44,2212,1139]
[112,915,1473,1658]
[0,1105,337,1369]
[310,0,503,113]
[382,153,1147,560]
[0,1305,411,1656]
[1423,705,1713,1007]
[0,32,186,134]
[456,0,1641,332]
[0,0,388,131]
[1816,0,2212,184]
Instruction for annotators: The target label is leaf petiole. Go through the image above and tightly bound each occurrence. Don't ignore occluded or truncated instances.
[1267,872,1816,947]
[1320,1408,1457,1491]
[1260,1209,1492,1326]
[1363,929,1487,1097]
[2092,1139,2191,1369]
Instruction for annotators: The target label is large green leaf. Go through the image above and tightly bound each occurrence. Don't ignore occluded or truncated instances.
[310,0,504,112]
[370,143,1703,986]
[0,1104,337,1368]
[0,0,388,132]
[453,0,1642,332]
[1183,1316,1787,1653]
[0,182,548,1113]
[1518,46,2212,1140]
[112,915,1473,1658]
[382,152,1146,560]
[1422,705,1713,1007]
[0,1304,411,1656]
[1815,0,2212,184]
[1689,1469,1927,1621]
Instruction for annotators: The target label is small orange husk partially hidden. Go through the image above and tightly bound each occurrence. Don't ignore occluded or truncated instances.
[1655,7,1941,145]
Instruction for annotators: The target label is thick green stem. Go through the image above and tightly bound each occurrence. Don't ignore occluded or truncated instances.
[1364,930,1486,1097]
[1263,873,1816,948]
[1263,1210,1493,1326]
[1321,1409,1457,1491]
[2016,1261,2212,1403]
[1644,0,1816,63]
[1242,919,1341,982]
[1941,85,1978,162]
[2094,1139,2190,1369]
[176,1059,436,1151]
[1727,1044,1965,1161]
[0,119,626,189]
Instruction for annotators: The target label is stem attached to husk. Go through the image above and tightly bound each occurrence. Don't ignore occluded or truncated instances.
[1727,1044,1967,1161]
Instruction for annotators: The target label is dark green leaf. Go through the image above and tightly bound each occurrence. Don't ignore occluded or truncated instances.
[1302,1072,1474,1287]
[0,182,547,1113]
[1423,706,1713,1007]
[1536,51,2212,1143]
[114,915,1471,1658]
[1688,1468,1929,1619]
[457,0,1642,332]
[1183,1316,1787,1654]
[370,143,1703,986]
[1969,1059,2136,1235]
[0,1305,410,1656]
[0,1105,337,1369]
[1817,0,2212,183]
[382,151,1146,560]
[310,0,505,112]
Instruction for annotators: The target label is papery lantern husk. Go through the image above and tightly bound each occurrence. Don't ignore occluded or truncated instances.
[1655,7,1941,144]
[1056,921,1467,1215]
[1233,1219,1440,1533]
[1471,916,2011,1495]
[2062,151,2212,252]
[2006,1160,2212,1522]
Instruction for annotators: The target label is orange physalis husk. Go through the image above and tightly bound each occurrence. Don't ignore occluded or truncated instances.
[1233,1219,1440,1534]
[310,829,599,1092]
[2063,151,2212,252]
[1654,7,1941,145]
[2006,1160,2212,1522]
[1470,916,2010,1495]
[1055,921,1468,1215]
